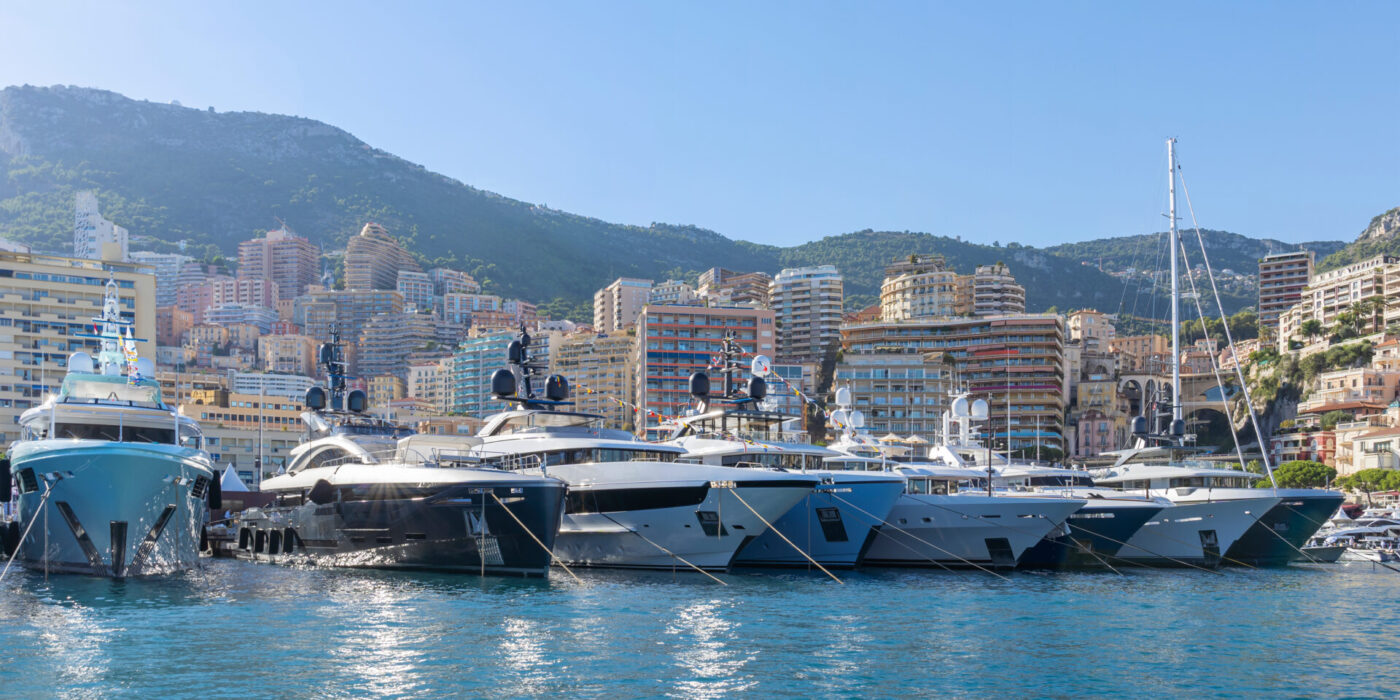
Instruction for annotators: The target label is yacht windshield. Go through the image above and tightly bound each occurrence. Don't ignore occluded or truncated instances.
[487,411,602,436]
[61,376,163,405]
[483,446,678,470]
[53,422,176,444]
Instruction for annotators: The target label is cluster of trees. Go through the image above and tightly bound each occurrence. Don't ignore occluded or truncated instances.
[1180,307,1260,343]
[1251,460,1337,488]
[1337,468,1400,501]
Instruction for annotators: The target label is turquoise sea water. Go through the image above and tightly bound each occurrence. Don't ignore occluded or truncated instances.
[2,561,1399,698]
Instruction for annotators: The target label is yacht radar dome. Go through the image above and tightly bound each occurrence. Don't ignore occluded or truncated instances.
[834,387,852,408]
[971,399,989,420]
[751,354,773,378]
[67,352,93,374]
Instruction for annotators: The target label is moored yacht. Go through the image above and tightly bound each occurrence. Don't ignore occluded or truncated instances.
[7,277,215,578]
[1083,139,1339,568]
[227,333,567,577]
[467,331,820,572]
[1092,447,1344,567]
[824,398,1084,570]
[919,394,1164,569]
[662,346,905,569]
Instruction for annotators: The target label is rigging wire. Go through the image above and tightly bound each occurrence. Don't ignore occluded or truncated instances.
[1174,157,1278,486]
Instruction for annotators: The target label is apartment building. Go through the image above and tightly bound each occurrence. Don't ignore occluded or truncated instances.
[958,263,1025,317]
[840,314,1066,452]
[396,270,434,312]
[451,330,560,417]
[593,277,653,332]
[358,312,439,380]
[1278,255,1400,349]
[1258,250,1314,327]
[429,267,480,296]
[258,334,318,375]
[1067,309,1116,352]
[72,190,129,261]
[634,304,777,437]
[293,288,404,344]
[237,224,320,301]
[880,255,959,320]
[344,222,421,292]
[130,251,194,307]
[650,279,698,305]
[407,357,453,414]
[831,352,953,439]
[770,265,843,363]
[0,249,155,443]
[551,331,636,430]
[697,268,772,308]
[1111,334,1171,373]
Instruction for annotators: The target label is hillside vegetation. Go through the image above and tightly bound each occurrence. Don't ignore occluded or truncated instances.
[1318,207,1400,272]
[0,84,1327,314]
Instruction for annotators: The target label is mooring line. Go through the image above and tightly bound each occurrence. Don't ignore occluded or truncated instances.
[1062,521,1224,575]
[597,512,728,585]
[0,484,55,585]
[725,488,843,584]
[826,492,1011,581]
[489,492,582,584]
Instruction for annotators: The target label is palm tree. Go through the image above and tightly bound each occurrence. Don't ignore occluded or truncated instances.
[1299,319,1324,344]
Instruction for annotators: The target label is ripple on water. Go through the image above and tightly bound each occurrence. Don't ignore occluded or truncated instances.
[3,561,1400,697]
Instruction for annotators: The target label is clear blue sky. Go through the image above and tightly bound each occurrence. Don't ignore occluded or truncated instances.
[1,1,1395,247]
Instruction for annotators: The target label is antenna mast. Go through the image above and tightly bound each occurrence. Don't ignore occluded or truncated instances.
[1167,138,1182,437]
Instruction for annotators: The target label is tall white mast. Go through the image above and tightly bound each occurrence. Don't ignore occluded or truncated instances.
[1167,138,1182,435]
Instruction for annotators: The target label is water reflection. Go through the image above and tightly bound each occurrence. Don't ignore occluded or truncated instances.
[1,561,1400,696]
[666,600,755,697]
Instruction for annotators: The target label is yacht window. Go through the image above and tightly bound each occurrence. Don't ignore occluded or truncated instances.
[178,427,203,449]
[301,447,353,470]
[125,426,176,444]
[54,422,121,441]
[1028,475,1094,487]
[907,478,928,495]
[1168,477,1206,488]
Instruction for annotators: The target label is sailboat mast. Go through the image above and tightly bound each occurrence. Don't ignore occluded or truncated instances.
[1167,137,1182,435]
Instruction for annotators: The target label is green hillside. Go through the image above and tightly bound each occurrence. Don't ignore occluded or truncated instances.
[1047,230,1346,277]
[0,84,1313,316]
[1317,207,1400,272]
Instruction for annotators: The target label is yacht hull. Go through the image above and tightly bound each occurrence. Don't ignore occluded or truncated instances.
[1017,500,1163,570]
[1298,544,1346,563]
[1228,492,1345,567]
[10,441,213,578]
[223,481,566,577]
[862,495,1084,570]
[1114,497,1276,568]
[732,475,906,569]
[551,479,818,571]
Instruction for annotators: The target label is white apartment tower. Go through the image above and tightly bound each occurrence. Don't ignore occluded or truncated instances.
[771,265,843,363]
[73,190,129,261]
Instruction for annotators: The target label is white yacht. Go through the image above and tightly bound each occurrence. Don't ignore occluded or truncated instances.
[226,335,567,577]
[1092,446,1341,567]
[1086,139,1339,568]
[921,396,1166,570]
[7,277,215,577]
[823,400,1084,570]
[662,352,905,570]
[468,331,821,572]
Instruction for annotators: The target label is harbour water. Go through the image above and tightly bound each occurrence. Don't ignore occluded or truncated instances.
[4,562,1400,698]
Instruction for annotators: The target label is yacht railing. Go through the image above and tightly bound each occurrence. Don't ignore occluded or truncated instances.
[690,428,811,445]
